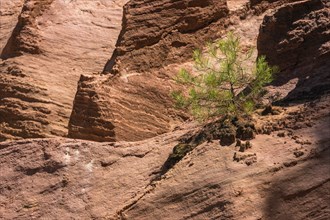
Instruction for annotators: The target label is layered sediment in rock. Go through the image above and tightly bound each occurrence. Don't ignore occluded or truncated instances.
[0,0,128,141]
[249,0,301,7]
[69,0,229,142]
[68,71,189,142]
[257,0,330,100]
[104,0,229,73]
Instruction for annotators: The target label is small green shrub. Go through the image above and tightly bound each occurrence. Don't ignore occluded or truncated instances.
[172,32,278,120]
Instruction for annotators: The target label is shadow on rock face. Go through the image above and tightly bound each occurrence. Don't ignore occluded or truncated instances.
[263,101,330,219]
[264,137,330,220]
[257,0,330,102]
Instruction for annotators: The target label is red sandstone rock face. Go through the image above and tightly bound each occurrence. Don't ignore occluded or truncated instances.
[0,0,128,141]
[257,0,330,100]
[1,0,330,219]
[249,0,304,15]
[68,0,229,142]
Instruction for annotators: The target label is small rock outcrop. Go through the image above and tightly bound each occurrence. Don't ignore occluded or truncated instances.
[258,0,330,100]
[0,0,24,53]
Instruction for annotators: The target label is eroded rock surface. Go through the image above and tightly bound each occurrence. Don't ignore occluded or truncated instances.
[258,0,330,100]
[1,96,329,219]
[0,0,128,141]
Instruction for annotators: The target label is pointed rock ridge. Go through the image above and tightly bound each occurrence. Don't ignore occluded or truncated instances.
[257,0,330,100]
[0,0,24,53]
[69,0,230,142]
[0,0,128,141]
[1,0,54,59]
[68,74,117,142]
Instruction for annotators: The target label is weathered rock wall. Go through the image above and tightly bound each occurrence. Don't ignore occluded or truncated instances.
[1,0,330,218]
[1,0,328,143]
[249,0,303,15]
[68,70,189,142]
[0,0,128,141]
[69,0,229,142]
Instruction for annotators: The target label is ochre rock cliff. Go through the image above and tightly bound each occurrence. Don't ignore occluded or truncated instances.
[0,0,128,141]
[0,0,329,219]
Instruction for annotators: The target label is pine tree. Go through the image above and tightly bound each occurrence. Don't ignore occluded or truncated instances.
[172,32,277,119]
